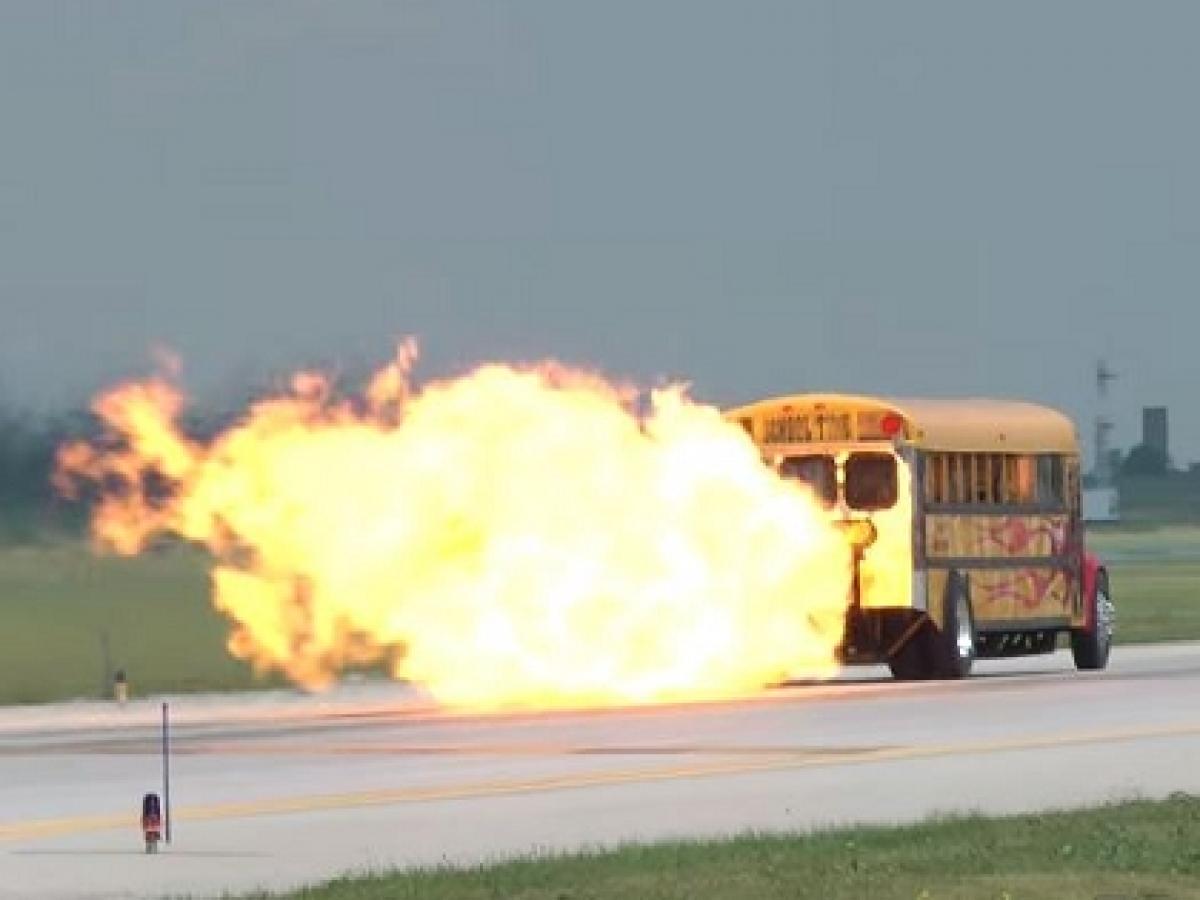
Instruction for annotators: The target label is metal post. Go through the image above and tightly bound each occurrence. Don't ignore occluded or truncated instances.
[162,702,172,844]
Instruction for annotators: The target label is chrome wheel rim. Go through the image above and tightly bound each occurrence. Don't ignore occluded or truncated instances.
[956,594,974,659]
[1097,586,1115,645]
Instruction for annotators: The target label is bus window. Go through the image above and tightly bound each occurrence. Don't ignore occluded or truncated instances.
[989,454,1005,504]
[947,454,964,504]
[846,452,898,511]
[1037,455,1064,505]
[779,454,837,509]
[970,453,994,504]
[925,454,947,504]
[1005,455,1037,504]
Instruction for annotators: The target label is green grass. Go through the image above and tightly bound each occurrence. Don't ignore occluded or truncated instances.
[1087,526,1200,644]
[239,794,1200,900]
[0,540,281,704]
[1108,561,1200,644]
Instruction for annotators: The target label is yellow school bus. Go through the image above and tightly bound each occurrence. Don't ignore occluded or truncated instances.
[725,393,1114,679]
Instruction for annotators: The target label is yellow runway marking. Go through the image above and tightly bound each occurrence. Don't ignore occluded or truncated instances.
[4,719,1200,843]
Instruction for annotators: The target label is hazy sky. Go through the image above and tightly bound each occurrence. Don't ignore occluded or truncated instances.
[2,2,1199,462]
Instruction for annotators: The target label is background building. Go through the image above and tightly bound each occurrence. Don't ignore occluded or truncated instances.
[1143,406,1169,460]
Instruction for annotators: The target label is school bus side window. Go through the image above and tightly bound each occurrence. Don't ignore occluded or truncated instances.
[985,454,1001,504]
[1037,455,1065,505]
[970,453,993,504]
[947,454,964,504]
[1005,455,1037,504]
[924,454,944,504]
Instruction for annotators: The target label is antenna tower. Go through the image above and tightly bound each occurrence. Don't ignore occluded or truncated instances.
[1094,360,1117,484]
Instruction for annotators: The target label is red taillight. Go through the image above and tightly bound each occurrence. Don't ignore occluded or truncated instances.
[881,413,904,438]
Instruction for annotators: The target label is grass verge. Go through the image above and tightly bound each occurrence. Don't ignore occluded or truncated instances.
[242,794,1200,900]
[1087,527,1200,644]
[0,540,281,704]
[1109,560,1200,644]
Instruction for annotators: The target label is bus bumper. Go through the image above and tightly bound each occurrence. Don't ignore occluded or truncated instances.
[836,607,928,665]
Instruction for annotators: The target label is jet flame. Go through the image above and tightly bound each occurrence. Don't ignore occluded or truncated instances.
[56,346,854,710]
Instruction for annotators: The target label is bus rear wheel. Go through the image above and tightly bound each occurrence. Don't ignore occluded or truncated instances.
[1071,571,1113,671]
[933,574,975,678]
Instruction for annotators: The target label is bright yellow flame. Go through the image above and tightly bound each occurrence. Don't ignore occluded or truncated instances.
[57,347,857,710]
[858,462,914,610]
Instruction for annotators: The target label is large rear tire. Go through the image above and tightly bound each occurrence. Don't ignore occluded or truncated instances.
[1071,570,1113,671]
[935,573,976,679]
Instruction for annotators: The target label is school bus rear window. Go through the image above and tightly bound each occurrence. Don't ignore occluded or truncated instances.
[779,454,837,508]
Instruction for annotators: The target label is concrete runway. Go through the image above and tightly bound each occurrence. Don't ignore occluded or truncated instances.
[2,642,1199,899]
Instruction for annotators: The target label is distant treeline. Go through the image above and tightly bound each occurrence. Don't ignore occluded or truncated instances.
[0,370,395,543]
[0,406,239,543]
[0,409,90,540]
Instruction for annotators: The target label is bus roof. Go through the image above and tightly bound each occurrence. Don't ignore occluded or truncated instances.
[726,393,1079,454]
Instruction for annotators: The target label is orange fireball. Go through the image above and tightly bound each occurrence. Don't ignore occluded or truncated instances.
[57,346,855,710]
